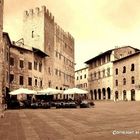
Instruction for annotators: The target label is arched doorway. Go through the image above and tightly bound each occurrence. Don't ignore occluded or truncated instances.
[115,91,119,100]
[90,90,93,100]
[98,89,101,100]
[94,89,97,100]
[107,87,111,99]
[123,90,127,101]
[102,88,106,100]
[131,89,135,101]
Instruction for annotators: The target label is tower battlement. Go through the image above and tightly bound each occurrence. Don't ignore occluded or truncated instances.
[23,5,54,22]
[55,23,74,41]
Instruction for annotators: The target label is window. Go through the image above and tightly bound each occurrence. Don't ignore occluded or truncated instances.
[32,31,34,38]
[115,80,118,86]
[107,68,110,76]
[28,62,32,70]
[35,79,37,86]
[19,76,24,85]
[20,51,23,54]
[28,77,32,86]
[48,81,51,87]
[115,68,118,75]
[131,64,135,71]
[84,83,87,87]
[107,55,110,62]
[34,61,37,70]
[102,56,105,64]
[56,51,58,57]
[84,74,86,78]
[10,74,14,83]
[98,71,101,79]
[19,60,24,68]
[98,59,101,66]
[40,80,42,87]
[6,51,9,62]
[10,57,14,66]
[39,63,42,72]
[103,69,105,77]
[80,75,82,79]
[131,76,135,84]
[94,72,96,78]
[123,66,126,73]
[123,78,126,85]
[77,76,79,80]
[55,69,58,75]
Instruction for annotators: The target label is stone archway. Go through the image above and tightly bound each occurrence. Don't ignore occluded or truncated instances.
[90,90,93,100]
[94,89,97,100]
[102,88,106,100]
[131,89,135,101]
[115,91,119,100]
[98,89,101,100]
[123,90,127,101]
[107,87,111,100]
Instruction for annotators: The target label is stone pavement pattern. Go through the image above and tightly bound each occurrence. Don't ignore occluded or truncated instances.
[0,101,140,140]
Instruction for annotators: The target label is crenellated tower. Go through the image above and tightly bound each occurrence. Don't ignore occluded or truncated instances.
[22,5,75,90]
[23,6,54,52]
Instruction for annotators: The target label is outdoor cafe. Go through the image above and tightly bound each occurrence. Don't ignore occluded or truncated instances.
[7,87,94,109]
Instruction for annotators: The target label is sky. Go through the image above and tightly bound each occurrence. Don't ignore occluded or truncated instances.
[3,0,140,70]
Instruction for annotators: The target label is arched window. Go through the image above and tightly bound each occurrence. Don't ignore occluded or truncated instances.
[131,76,135,84]
[131,64,135,71]
[32,31,34,38]
[115,68,118,75]
[115,91,119,99]
[123,78,126,85]
[115,80,118,86]
[123,66,126,73]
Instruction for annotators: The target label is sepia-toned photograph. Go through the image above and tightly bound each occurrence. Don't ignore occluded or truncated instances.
[0,0,140,140]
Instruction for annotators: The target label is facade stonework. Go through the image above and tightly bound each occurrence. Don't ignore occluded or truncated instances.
[113,52,140,101]
[9,45,47,91]
[85,46,139,100]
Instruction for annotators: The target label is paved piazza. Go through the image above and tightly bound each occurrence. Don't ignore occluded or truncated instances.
[0,101,140,140]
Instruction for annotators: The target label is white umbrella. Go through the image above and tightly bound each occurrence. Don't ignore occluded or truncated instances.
[9,88,37,95]
[64,88,88,94]
[37,88,63,95]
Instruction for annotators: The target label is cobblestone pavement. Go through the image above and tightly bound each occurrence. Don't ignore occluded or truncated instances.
[0,101,140,140]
